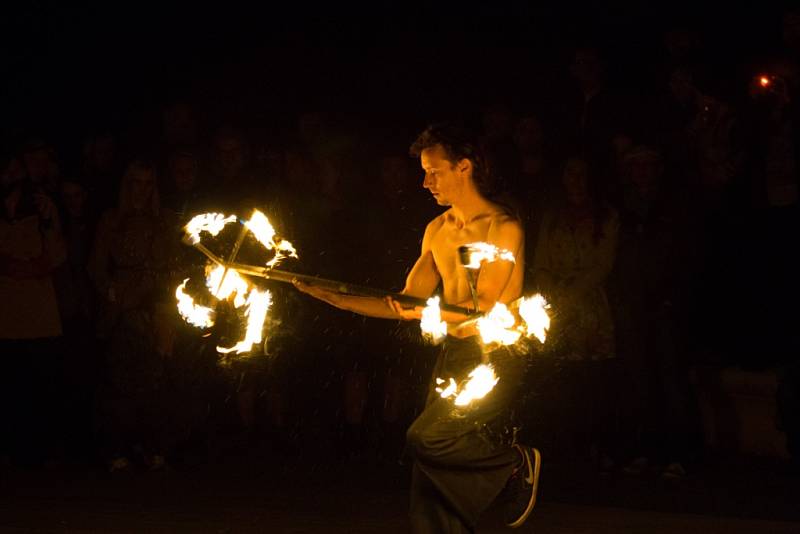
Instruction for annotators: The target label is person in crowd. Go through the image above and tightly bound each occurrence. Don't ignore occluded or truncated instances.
[1,150,66,467]
[53,176,100,461]
[89,159,179,472]
[530,156,620,472]
[609,146,700,480]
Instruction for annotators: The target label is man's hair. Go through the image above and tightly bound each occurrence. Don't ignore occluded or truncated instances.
[409,123,499,199]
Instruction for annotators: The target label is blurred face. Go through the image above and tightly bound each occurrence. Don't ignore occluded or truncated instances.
[563,159,589,206]
[170,155,197,192]
[421,145,467,207]
[61,181,87,218]
[2,158,25,188]
[570,49,604,87]
[214,136,245,178]
[627,158,661,194]
[23,148,52,182]
[130,169,156,209]
[669,68,695,105]
[92,137,116,172]
[514,117,543,153]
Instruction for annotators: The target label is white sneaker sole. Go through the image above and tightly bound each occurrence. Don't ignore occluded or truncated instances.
[507,447,541,529]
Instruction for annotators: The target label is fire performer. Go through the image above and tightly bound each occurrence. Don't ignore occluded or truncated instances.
[293,123,540,532]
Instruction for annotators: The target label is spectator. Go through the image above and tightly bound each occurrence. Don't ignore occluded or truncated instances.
[530,156,620,471]
[0,150,66,467]
[609,146,700,480]
[89,160,179,472]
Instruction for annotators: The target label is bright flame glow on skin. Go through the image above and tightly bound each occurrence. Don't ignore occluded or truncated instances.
[518,294,550,343]
[420,296,448,344]
[175,279,215,328]
[477,303,522,345]
[438,365,499,406]
[185,213,237,244]
[245,210,298,268]
[462,242,516,269]
[217,288,272,354]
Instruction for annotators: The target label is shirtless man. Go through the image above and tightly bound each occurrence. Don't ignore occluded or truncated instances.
[294,123,540,532]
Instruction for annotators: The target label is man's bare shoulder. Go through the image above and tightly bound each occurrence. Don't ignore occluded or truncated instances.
[488,211,523,232]
[424,211,449,235]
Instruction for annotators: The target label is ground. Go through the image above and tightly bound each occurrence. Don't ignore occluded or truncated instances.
[1,437,798,533]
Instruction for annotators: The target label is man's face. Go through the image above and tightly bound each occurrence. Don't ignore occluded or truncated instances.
[421,145,465,207]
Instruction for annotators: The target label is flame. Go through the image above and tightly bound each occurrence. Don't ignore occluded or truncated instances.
[420,296,448,344]
[518,294,550,343]
[436,377,458,398]
[437,365,499,406]
[217,288,272,354]
[185,213,237,244]
[477,303,522,345]
[206,265,249,308]
[462,242,515,269]
[245,210,298,268]
[455,364,499,406]
[759,75,771,87]
[175,279,215,328]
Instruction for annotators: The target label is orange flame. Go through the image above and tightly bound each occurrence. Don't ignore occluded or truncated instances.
[175,279,215,328]
[518,294,550,343]
[461,242,516,269]
[477,303,522,345]
[185,213,237,244]
[437,364,499,406]
[245,209,298,268]
[420,296,448,344]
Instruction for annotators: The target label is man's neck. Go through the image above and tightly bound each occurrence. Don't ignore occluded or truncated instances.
[450,194,494,227]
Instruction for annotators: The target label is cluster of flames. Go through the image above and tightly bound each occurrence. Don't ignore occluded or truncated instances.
[424,243,551,407]
[175,210,294,355]
[177,218,552,407]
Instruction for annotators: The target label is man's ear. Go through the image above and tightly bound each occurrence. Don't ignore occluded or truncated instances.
[456,158,473,176]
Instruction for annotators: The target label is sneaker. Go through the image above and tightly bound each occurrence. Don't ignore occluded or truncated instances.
[503,445,541,529]
[661,461,686,481]
[108,456,131,473]
[622,456,649,476]
[147,454,167,472]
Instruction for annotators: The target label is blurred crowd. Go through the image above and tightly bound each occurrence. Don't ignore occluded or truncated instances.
[2,10,799,482]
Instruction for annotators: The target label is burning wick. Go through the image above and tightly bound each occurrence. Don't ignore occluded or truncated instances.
[245,210,298,268]
[185,213,238,244]
[518,294,550,343]
[176,279,215,328]
[477,303,522,346]
[459,242,516,270]
[420,296,448,344]
[437,364,499,406]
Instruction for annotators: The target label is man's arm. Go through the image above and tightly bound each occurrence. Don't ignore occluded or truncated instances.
[293,219,442,320]
[449,216,524,315]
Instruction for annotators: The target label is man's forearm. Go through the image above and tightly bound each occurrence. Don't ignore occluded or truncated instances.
[327,293,401,320]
